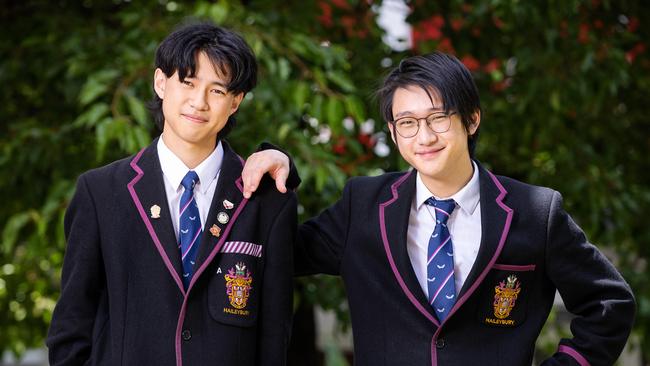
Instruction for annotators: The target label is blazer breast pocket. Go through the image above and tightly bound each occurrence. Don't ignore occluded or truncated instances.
[477,264,536,328]
[208,241,265,327]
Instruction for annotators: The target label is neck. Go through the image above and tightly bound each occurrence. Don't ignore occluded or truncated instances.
[422,158,474,198]
[161,134,216,169]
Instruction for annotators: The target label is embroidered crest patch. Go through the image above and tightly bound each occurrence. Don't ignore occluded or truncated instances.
[483,274,521,326]
[493,274,520,319]
[224,262,253,310]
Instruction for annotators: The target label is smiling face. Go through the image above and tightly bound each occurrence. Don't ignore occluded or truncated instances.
[388,85,479,195]
[154,51,244,154]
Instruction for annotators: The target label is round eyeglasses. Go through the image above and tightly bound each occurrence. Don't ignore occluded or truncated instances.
[391,112,456,138]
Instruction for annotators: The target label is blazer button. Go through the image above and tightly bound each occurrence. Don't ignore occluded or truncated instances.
[435,338,445,349]
[181,329,192,341]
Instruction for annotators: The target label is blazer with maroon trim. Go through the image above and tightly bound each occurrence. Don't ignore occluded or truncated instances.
[47,139,296,366]
[295,163,634,366]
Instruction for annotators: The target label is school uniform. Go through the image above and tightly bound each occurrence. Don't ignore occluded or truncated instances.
[47,137,297,366]
[295,162,635,366]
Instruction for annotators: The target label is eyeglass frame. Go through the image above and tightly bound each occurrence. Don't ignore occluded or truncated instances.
[389,111,458,138]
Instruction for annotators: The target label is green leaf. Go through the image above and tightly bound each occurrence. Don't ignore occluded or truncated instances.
[2,212,33,255]
[278,58,291,80]
[327,70,355,92]
[73,103,110,128]
[78,70,119,106]
[325,97,344,129]
[79,78,109,107]
[293,82,310,111]
[95,117,113,161]
[344,95,365,122]
[126,95,149,127]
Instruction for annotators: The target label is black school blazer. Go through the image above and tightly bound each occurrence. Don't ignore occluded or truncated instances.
[47,139,297,366]
[295,162,634,366]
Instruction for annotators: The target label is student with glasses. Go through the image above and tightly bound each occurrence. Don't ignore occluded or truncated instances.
[242,52,634,365]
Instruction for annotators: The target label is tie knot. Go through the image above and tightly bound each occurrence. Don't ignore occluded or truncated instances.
[181,171,200,192]
[425,197,456,223]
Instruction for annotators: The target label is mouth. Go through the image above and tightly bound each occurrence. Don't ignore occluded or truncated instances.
[416,146,445,158]
[181,113,208,123]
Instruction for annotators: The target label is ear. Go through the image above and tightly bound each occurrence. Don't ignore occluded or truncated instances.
[229,92,245,115]
[468,110,481,135]
[153,68,167,99]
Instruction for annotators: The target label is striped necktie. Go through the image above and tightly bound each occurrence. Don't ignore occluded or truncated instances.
[179,171,202,289]
[425,197,457,322]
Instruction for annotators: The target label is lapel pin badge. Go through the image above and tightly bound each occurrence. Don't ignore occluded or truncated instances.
[209,224,221,238]
[217,212,229,225]
[150,205,161,219]
[223,199,234,210]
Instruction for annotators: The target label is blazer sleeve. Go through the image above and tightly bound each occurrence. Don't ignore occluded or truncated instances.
[541,191,635,366]
[46,174,106,366]
[294,179,353,276]
[257,193,297,366]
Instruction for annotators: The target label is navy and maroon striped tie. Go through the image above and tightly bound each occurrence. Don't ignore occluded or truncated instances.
[179,171,202,289]
[425,197,457,322]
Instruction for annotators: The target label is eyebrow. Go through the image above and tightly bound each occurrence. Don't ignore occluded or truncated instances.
[183,75,228,88]
[394,106,444,119]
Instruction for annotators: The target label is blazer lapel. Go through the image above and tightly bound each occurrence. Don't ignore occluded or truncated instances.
[447,162,514,320]
[189,141,248,290]
[379,170,440,327]
[127,138,185,294]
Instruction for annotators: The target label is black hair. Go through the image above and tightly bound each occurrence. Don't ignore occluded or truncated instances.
[148,21,257,140]
[377,52,481,156]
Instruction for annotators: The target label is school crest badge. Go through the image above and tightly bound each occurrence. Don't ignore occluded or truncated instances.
[493,274,521,319]
[224,262,253,309]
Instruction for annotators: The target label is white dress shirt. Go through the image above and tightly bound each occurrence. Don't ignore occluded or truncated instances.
[157,136,223,241]
[406,161,482,297]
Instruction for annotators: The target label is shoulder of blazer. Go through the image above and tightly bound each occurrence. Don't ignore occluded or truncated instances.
[346,171,411,191]
[487,172,557,214]
[77,153,142,192]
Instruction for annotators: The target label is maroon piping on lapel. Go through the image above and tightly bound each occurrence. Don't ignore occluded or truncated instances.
[174,175,248,366]
[430,170,513,366]
[128,148,186,294]
[379,168,514,366]
[558,345,591,366]
[378,170,440,326]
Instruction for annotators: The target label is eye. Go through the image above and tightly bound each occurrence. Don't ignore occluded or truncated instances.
[210,88,226,95]
[182,80,193,87]
[428,114,447,124]
[397,119,416,127]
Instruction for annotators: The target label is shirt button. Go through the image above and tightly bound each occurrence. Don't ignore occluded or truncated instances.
[435,338,446,349]
[181,329,192,341]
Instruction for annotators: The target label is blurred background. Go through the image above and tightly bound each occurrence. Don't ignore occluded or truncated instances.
[1,0,648,365]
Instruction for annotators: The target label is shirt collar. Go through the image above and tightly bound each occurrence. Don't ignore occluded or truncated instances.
[157,136,223,194]
[415,160,480,215]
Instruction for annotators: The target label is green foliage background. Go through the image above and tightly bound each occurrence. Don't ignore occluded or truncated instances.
[1,0,648,362]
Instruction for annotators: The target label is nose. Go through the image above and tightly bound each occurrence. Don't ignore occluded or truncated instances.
[190,89,208,111]
[416,120,438,144]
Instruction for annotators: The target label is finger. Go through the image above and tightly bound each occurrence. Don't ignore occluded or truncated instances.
[275,170,288,193]
[243,171,262,199]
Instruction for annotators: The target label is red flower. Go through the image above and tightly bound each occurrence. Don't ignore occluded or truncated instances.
[357,133,375,149]
[332,137,347,155]
[450,17,464,32]
[330,0,351,10]
[628,17,639,33]
[437,38,455,54]
[484,58,500,73]
[461,55,480,72]
[318,2,333,27]
[578,23,590,44]
[492,16,504,29]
